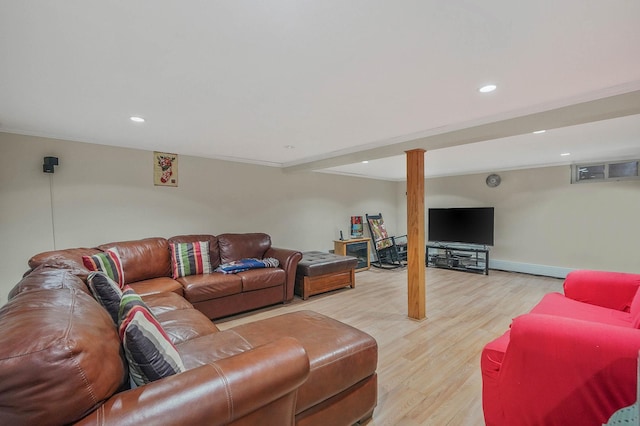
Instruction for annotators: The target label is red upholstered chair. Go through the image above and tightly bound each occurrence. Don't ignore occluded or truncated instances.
[481,270,640,425]
[602,350,639,425]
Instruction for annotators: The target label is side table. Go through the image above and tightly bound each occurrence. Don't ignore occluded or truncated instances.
[334,238,370,272]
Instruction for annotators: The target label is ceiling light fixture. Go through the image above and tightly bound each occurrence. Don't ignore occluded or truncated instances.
[479,84,497,93]
[361,161,369,164]
[533,130,546,134]
[560,152,571,157]
[130,116,145,123]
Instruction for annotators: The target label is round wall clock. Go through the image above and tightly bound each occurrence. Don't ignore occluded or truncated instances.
[486,174,501,188]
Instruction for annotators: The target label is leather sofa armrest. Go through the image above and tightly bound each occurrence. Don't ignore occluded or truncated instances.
[495,314,640,425]
[75,337,309,426]
[265,247,303,302]
[563,269,640,311]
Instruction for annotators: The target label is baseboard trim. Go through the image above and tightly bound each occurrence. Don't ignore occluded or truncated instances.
[489,259,574,279]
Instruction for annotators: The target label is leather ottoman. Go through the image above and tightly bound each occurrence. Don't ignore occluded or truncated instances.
[295,251,359,300]
[229,310,378,425]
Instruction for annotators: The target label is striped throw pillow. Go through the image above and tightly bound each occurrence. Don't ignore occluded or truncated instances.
[169,241,212,279]
[118,286,185,386]
[87,271,122,324]
[83,248,125,287]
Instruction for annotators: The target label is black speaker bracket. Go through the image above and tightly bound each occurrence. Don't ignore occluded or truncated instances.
[43,156,59,173]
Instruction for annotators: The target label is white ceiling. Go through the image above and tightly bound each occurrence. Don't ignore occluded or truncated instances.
[1,1,640,180]
[324,113,640,180]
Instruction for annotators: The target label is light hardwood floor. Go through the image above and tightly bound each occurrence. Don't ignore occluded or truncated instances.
[217,267,564,426]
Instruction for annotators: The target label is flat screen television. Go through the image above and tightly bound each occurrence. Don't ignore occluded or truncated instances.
[428,207,494,246]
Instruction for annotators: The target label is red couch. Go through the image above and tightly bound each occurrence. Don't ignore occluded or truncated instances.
[481,269,640,425]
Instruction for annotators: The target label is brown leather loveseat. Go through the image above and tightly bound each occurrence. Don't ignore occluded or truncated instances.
[0,233,378,425]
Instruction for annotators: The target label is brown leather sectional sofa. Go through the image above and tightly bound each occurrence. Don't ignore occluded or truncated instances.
[24,233,301,320]
[0,233,378,425]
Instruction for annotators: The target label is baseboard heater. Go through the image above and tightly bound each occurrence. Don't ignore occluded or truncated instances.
[489,259,573,279]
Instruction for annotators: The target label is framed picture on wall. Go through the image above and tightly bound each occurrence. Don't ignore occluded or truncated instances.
[153,151,178,187]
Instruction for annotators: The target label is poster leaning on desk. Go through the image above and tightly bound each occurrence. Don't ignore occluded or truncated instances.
[350,216,363,238]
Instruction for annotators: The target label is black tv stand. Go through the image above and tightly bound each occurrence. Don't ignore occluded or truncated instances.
[426,243,489,275]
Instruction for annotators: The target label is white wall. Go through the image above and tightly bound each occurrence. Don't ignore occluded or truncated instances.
[0,132,400,301]
[396,165,640,276]
[3,131,639,301]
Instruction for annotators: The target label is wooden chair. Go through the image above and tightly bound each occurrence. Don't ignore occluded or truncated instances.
[365,213,407,269]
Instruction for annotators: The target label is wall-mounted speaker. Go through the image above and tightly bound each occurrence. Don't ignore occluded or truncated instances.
[43,156,59,173]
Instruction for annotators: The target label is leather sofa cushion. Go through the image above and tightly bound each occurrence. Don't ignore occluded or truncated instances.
[238,268,285,291]
[0,288,126,425]
[218,233,271,264]
[27,247,101,280]
[169,234,221,269]
[143,291,195,315]
[178,273,242,303]
[9,265,89,299]
[177,330,256,368]
[156,309,220,345]
[129,277,184,296]
[190,310,377,414]
[99,237,171,283]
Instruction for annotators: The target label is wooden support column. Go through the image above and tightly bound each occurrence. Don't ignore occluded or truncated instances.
[406,149,426,320]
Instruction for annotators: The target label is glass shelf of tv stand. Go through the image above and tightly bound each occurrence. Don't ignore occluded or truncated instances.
[426,243,489,275]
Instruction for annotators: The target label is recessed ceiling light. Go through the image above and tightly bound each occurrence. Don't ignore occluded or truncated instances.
[361,161,369,164]
[479,84,497,93]
[533,130,546,134]
[284,145,295,149]
[130,116,145,123]
[560,152,571,157]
